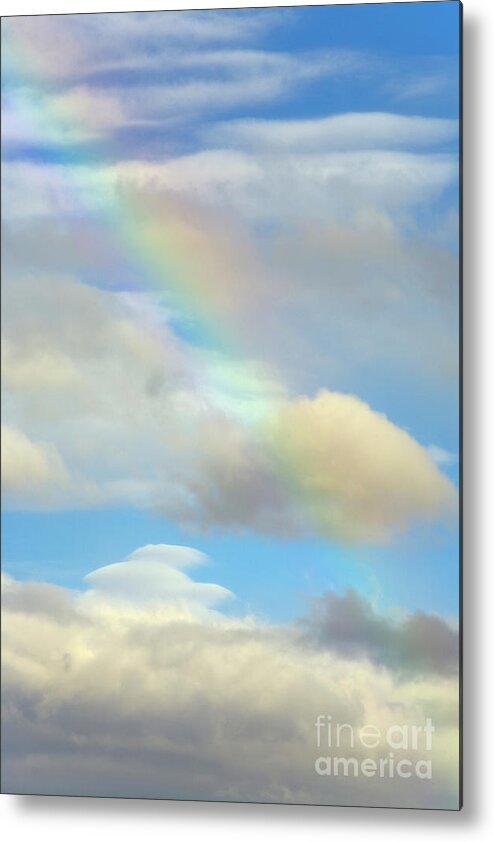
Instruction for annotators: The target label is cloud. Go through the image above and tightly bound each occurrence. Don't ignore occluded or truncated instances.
[1,144,459,397]
[301,589,459,675]
[2,274,456,541]
[1,557,460,806]
[207,113,457,153]
[92,50,366,125]
[110,149,457,227]
[427,445,457,467]
[83,544,233,615]
[258,217,459,390]
[383,57,458,104]
[1,425,69,501]
[3,8,369,147]
[1,11,280,81]
[1,148,457,247]
[265,390,457,543]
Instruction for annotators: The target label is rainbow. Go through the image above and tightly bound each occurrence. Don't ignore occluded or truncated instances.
[2,22,290,432]
[1,18,456,545]
[2,27,251,359]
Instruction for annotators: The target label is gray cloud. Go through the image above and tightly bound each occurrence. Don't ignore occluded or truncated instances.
[301,589,459,675]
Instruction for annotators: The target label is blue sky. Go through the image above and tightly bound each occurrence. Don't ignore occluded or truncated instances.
[2,2,460,623]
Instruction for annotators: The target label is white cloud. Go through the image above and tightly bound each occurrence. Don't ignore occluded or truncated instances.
[207,112,457,153]
[3,7,369,147]
[427,445,457,467]
[265,389,457,543]
[3,51,371,149]
[83,544,233,615]
[1,11,281,81]
[1,425,69,501]
[384,58,457,104]
[1,558,460,806]
[111,149,457,226]
[1,148,457,229]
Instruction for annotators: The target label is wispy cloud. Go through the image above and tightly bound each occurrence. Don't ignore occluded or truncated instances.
[207,112,458,153]
[2,10,283,80]
[383,58,458,104]
[3,50,373,148]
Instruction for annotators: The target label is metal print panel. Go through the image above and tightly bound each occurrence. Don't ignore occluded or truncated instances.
[1,1,462,809]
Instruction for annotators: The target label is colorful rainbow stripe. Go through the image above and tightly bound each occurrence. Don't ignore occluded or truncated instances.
[3,25,283,427]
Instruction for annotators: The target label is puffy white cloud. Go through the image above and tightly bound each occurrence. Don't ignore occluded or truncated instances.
[83,544,233,615]
[1,555,460,806]
[264,389,457,543]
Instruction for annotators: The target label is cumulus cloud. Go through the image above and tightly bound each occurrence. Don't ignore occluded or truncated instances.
[265,390,457,542]
[301,589,459,675]
[1,552,460,807]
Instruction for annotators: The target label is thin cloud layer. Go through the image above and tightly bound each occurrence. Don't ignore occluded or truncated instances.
[3,10,369,149]
[208,112,457,152]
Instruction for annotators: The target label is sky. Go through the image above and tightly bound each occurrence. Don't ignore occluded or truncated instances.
[1,2,461,807]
